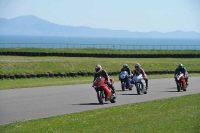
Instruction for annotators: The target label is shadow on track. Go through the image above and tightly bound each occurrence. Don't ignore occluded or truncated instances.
[72,103,109,105]
[120,93,140,95]
[116,90,133,92]
[161,87,180,92]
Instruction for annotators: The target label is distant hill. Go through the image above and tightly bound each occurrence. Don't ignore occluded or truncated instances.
[0,15,200,38]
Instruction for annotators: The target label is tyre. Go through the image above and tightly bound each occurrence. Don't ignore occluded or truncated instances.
[182,82,186,91]
[121,82,126,91]
[136,84,141,95]
[110,99,116,103]
[177,82,181,92]
[110,92,117,103]
[97,90,105,104]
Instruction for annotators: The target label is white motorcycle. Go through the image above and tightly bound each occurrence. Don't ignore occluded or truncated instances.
[133,73,147,94]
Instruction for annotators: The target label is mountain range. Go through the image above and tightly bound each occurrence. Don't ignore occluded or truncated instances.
[0,15,200,38]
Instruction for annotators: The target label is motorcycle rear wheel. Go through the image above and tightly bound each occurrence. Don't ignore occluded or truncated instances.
[182,82,187,91]
[110,92,117,103]
[110,98,116,103]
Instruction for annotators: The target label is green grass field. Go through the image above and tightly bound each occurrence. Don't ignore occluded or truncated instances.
[0,56,200,74]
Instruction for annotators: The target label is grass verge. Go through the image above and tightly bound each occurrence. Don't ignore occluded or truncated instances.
[0,93,199,133]
[1,74,200,90]
[0,56,200,74]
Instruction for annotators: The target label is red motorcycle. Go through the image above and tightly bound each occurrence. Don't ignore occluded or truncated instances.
[175,72,187,92]
[93,76,116,104]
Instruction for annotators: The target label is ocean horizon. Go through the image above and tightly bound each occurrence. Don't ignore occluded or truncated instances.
[0,35,200,50]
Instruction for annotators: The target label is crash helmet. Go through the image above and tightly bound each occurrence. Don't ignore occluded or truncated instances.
[178,63,183,68]
[135,63,141,70]
[95,64,102,72]
[123,64,128,68]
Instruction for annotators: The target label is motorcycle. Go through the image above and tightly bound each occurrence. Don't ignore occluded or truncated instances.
[119,71,133,91]
[132,73,147,94]
[93,76,117,104]
[175,72,187,92]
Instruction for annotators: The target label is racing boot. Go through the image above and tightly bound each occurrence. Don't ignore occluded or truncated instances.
[185,78,188,86]
[145,79,148,91]
[110,85,116,95]
[129,84,133,90]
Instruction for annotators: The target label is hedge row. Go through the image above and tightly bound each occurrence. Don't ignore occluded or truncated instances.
[1,70,200,80]
[1,51,200,58]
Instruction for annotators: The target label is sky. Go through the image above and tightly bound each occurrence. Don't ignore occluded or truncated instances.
[0,0,200,32]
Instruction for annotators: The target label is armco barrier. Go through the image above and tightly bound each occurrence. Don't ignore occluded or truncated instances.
[0,51,200,58]
[0,70,199,80]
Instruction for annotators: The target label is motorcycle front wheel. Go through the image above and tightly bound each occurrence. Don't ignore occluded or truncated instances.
[136,83,141,95]
[121,82,126,91]
[97,90,105,104]
[177,82,181,92]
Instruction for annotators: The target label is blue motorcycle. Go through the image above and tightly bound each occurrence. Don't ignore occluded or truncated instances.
[119,71,133,91]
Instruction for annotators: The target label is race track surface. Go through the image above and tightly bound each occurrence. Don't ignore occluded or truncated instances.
[0,77,200,125]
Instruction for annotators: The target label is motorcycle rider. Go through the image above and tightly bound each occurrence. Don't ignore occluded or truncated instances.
[132,63,148,90]
[174,63,189,86]
[93,64,116,94]
[119,64,132,90]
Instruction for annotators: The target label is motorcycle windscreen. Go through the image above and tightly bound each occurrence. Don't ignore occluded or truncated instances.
[94,76,103,83]
[120,71,128,79]
[133,74,143,82]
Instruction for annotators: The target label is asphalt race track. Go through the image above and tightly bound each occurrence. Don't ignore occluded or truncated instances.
[0,77,200,125]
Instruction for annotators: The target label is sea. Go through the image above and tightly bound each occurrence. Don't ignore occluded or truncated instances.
[0,35,200,50]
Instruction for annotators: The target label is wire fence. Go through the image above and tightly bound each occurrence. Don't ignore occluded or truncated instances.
[0,43,200,50]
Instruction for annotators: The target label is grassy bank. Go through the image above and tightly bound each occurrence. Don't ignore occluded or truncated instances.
[0,93,199,133]
[0,56,200,74]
